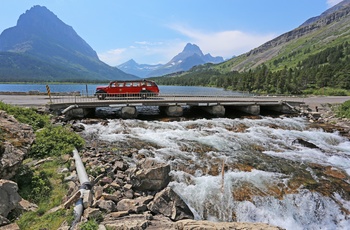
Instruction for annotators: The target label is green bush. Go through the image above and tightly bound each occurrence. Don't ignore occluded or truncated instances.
[30,125,85,158]
[79,219,99,230]
[336,100,350,118]
[13,165,52,203]
[303,88,350,96]
[0,101,50,131]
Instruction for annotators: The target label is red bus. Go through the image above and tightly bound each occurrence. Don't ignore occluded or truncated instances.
[95,80,160,100]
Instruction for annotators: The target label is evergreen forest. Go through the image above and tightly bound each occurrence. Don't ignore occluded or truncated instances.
[151,41,350,95]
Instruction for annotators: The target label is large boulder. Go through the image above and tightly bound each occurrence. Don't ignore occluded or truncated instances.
[0,111,34,179]
[130,159,171,192]
[116,195,153,213]
[0,180,21,226]
[147,187,194,221]
[175,220,284,230]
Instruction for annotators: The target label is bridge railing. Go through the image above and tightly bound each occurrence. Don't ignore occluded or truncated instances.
[49,90,257,104]
[48,89,305,105]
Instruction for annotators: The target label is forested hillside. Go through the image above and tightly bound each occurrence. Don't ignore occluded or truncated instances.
[151,1,350,95]
[152,41,350,95]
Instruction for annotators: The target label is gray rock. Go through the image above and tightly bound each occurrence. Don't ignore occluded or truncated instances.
[0,111,34,180]
[147,187,194,221]
[97,200,116,213]
[131,159,171,191]
[0,180,22,226]
[116,195,153,214]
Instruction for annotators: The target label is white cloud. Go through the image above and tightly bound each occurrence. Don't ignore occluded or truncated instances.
[169,24,275,59]
[98,25,276,66]
[98,41,184,66]
[98,48,126,66]
[327,0,343,7]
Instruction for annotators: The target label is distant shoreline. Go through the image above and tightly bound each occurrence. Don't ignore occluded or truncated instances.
[0,91,80,96]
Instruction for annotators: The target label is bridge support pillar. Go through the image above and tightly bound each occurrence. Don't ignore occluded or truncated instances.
[202,105,225,117]
[65,108,95,118]
[160,105,183,117]
[121,106,138,119]
[265,104,295,114]
[236,105,260,115]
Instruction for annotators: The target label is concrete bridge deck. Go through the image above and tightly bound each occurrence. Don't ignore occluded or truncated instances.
[46,94,306,118]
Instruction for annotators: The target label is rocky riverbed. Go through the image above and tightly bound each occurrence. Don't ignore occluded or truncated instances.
[0,98,349,229]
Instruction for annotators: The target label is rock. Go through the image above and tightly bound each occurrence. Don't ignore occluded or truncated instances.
[131,159,171,191]
[102,213,151,230]
[292,138,319,149]
[147,187,194,221]
[0,215,10,227]
[72,123,85,132]
[176,219,284,230]
[102,193,122,203]
[0,111,34,179]
[97,200,116,213]
[114,161,128,171]
[83,207,102,220]
[0,223,20,230]
[16,199,38,212]
[116,195,153,213]
[0,180,22,227]
[103,211,129,221]
[82,190,93,209]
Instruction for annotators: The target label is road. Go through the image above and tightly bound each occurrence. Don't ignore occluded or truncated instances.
[0,94,349,111]
[0,95,50,108]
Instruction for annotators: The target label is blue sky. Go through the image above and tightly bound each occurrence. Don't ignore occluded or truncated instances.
[0,0,344,66]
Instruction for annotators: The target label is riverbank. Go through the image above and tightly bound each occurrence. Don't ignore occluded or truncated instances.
[1,96,349,229]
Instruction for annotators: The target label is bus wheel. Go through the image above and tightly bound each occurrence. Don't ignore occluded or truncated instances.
[97,93,106,100]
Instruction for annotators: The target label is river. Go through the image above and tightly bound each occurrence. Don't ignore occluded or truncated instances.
[80,116,350,230]
[3,83,350,229]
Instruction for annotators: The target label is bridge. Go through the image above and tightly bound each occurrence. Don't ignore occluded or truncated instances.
[47,93,306,118]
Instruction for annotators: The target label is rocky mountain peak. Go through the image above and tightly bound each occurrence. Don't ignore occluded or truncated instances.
[0,5,98,59]
[183,43,204,56]
[17,5,59,28]
[0,5,136,81]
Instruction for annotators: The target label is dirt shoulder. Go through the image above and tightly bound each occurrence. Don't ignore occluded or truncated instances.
[301,96,350,111]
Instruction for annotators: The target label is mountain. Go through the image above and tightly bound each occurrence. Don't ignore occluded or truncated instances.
[0,5,137,82]
[152,0,350,95]
[117,59,163,78]
[125,43,222,78]
[216,0,350,73]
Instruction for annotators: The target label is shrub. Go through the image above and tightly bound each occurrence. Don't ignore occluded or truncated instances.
[30,125,85,158]
[303,88,350,96]
[0,101,50,131]
[336,100,350,118]
[79,219,99,230]
[13,165,52,203]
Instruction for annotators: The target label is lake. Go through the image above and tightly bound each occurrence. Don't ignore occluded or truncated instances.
[0,83,245,96]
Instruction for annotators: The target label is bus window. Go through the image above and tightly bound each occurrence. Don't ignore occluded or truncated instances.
[146,82,153,86]
[125,82,132,87]
[118,83,124,87]
[132,82,140,87]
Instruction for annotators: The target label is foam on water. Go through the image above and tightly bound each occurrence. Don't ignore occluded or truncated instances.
[81,116,350,229]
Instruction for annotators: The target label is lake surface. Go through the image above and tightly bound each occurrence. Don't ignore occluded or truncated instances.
[0,83,245,96]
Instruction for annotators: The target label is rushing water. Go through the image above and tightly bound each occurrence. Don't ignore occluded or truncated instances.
[80,116,350,230]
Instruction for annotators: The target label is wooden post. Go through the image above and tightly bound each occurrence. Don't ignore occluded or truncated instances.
[46,85,52,103]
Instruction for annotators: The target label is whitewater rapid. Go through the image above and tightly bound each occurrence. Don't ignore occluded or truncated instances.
[81,116,350,230]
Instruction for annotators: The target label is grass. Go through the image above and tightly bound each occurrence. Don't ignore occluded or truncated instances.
[15,159,72,230]
[0,102,84,229]
[336,100,350,118]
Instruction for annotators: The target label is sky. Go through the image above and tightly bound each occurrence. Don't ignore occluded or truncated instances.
[0,0,344,66]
